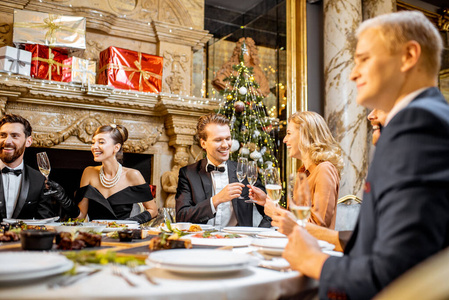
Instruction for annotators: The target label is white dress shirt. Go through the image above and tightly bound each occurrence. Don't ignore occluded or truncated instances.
[1,161,24,218]
[207,159,238,228]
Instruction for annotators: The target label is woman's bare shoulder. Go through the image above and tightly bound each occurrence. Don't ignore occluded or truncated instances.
[123,167,145,184]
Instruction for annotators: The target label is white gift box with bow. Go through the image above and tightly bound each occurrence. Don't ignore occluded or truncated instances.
[0,46,32,76]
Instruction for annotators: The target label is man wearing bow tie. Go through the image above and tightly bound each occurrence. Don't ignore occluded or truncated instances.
[0,114,54,221]
[176,113,270,227]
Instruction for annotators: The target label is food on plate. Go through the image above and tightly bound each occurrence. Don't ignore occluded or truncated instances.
[92,221,128,228]
[0,231,20,242]
[57,231,101,250]
[61,219,86,226]
[149,232,192,250]
[191,232,241,239]
[106,229,148,240]
[188,224,202,232]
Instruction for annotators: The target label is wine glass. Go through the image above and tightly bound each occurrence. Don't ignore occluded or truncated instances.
[236,157,248,200]
[245,160,258,203]
[37,152,56,195]
[289,173,312,227]
[264,167,282,204]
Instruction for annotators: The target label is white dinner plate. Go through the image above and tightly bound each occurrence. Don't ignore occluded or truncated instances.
[147,249,256,275]
[222,226,275,235]
[3,217,60,224]
[0,253,73,282]
[256,230,287,238]
[251,238,335,256]
[186,233,253,247]
[52,223,106,234]
[91,220,139,225]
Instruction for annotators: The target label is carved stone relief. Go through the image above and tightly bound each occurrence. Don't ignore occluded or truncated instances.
[163,50,189,94]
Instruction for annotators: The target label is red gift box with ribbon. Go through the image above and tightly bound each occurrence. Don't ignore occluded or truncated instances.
[24,44,69,81]
[98,46,163,93]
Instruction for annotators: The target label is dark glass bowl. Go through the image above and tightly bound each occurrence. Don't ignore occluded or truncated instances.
[20,230,56,250]
[118,229,133,242]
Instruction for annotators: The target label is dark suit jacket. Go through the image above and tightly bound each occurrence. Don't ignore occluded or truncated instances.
[175,159,271,227]
[0,164,54,221]
[320,87,449,300]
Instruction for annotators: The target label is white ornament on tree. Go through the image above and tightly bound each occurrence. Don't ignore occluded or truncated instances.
[238,86,247,95]
[265,161,273,169]
[239,147,250,156]
[230,139,240,152]
[250,150,262,160]
[253,129,260,137]
[260,146,267,155]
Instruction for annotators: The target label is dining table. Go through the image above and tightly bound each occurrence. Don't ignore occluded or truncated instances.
[0,224,340,300]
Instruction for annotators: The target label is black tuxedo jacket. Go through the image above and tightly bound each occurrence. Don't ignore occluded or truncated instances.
[0,164,54,221]
[320,88,449,299]
[175,159,271,227]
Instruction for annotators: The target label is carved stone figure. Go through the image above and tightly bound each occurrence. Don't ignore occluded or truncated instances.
[161,147,190,208]
[212,37,270,97]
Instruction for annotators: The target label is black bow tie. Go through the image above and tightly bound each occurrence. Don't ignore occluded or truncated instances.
[206,164,225,173]
[1,168,22,176]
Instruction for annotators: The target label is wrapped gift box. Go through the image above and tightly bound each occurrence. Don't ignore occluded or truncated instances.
[0,46,32,76]
[62,57,96,84]
[98,46,163,93]
[13,9,86,50]
[25,44,69,81]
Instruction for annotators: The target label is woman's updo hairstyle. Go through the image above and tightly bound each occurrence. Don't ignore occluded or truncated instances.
[93,124,128,163]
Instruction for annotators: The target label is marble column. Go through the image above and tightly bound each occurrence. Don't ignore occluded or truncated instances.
[362,0,396,21]
[323,0,368,198]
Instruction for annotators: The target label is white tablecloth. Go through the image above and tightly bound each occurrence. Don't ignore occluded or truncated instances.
[0,263,311,300]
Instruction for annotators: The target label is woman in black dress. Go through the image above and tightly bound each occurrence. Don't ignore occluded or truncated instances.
[51,124,157,223]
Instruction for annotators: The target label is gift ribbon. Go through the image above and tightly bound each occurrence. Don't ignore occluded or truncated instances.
[0,52,30,74]
[14,14,85,45]
[32,48,70,80]
[99,52,162,92]
[71,58,95,84]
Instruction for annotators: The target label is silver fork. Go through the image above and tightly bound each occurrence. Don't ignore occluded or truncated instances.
[127,261,159,285]
[111,264,137,287]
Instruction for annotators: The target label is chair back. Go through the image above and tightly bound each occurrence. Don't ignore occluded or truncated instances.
[335,195,362,231]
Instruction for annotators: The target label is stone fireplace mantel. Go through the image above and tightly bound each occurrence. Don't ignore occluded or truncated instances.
[0,74,219,207]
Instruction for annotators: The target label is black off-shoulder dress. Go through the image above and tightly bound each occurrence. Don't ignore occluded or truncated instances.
[74,184,153,220]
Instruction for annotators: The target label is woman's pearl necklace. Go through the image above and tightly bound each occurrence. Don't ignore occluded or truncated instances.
[99,163,122,188]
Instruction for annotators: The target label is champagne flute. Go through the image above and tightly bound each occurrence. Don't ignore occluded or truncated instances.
[37,152,56,195]
[290,173,312,227]
[245,160,258,203]
[264,167,282,204]
[236,157,248,200]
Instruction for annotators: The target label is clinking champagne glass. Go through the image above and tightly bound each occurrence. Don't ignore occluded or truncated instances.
[245,160,258,203]
[36,152,57,195]
[265,167,282,204]
[290,173,312,227]
[236,157,248,200]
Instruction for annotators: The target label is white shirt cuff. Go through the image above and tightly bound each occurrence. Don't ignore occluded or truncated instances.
[210,197,216,214]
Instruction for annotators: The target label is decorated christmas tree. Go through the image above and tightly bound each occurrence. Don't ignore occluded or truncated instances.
[217,42,279,173]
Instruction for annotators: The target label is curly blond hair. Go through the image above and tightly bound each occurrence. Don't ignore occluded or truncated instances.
[289,111,343,175]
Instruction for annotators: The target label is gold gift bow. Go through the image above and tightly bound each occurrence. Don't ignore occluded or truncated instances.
[14,14,85,45]
[32,48,70,80]
[99,52,162,91]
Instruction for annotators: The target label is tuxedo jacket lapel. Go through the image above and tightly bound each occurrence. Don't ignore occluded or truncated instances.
[198,159,213,200]
[12,166,30,219]
[0,176,5,219]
